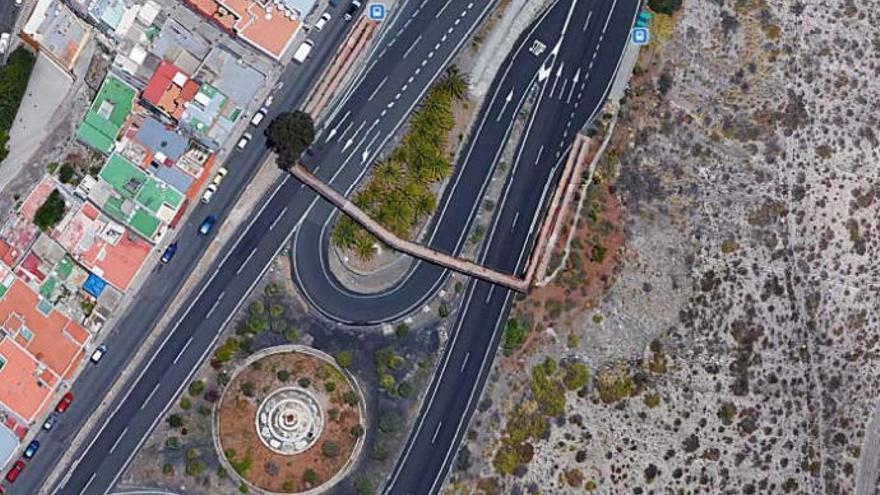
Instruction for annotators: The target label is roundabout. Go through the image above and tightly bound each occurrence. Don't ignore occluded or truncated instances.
[215,346,365,494]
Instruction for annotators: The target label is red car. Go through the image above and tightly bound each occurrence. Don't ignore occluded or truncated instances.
[5,460,24,483]
[55,392,73,413]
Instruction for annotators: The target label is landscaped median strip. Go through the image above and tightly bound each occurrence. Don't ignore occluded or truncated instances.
[290,164,530,292]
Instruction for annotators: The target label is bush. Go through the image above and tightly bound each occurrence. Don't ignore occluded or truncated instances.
[303,468,319,485]
[165,436,180,450]
[162,463,173,475]
[213,338,240,363]
[166,414,183,428]
[379,412,402,434]
[378,374,395,391]
[325,381,337,393]
[188,380,205,397]
[648,0,682,15]
[298,377,310,388]
[354,477,376,495]
[370,444,389,460]
[321,441,340,457]
[343,390,359,406]
[595,365,635,404]
[284,328,300,342]
[644,392,661,408]
[34,189,67,231]
[185,448,199,461]
[350,424,365,438]
[277,370,290,382]
[562,362,590,391]
[501,318,529,356]
[241,381,256,397]
[334,350,353,368]
[198,405,211,416]
[204,389,220,403]
[179,397,192,410]
[394,323,410,338]
[186,459,204,476]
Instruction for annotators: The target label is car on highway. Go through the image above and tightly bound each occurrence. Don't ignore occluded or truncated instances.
[5,460,24,483]
[198,215,218,235]
[236,132,252,150]
[15,0,23,6]
[212,167,228,185]
[42,413,57,430]
[0,33,10,55]
[315,12,331,31]
[292,40,314,63]
[250,108,267,126]
[22,440,40,460]
[90,344,108,363]
[344,0,362,20]
[201,183,218,204]
[160,242,178,263]
[55,392,73,413]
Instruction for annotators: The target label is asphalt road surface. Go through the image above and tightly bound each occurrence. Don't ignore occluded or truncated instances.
[13,1,496,494]
[4,4,358,494]
[0,1,23,63]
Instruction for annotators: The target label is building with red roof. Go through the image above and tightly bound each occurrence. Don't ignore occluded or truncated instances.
[142,61,200,121]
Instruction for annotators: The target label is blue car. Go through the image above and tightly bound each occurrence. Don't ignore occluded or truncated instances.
[23,440,39,459]
[160,242,178,263]
[199,215,218,235]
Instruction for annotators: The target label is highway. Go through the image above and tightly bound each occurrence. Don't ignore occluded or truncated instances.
[0,1,23,63]
[15,1,497,494]
[5,3,359,494]
[8,0,639,492]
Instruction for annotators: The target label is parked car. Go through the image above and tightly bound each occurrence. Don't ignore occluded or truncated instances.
[315,12,331,31]
[160,242,178,263]
[90,344,107,363]
[5,460,24,483]
[199,215,218,235]
[23,440,40,460]
[236,132,252,150]
[15,0,23,6]
[0,33,10,55]
[201,183,218,204]
[212,168,228,186]
[344,0,362,21]
[250,108,267,126]
[264,95,275,107]
[55,392,73,413]
[42,413,57,430]
[292,40,314,63]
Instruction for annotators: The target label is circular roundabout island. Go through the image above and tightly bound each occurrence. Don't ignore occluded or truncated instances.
[215,346,365,494]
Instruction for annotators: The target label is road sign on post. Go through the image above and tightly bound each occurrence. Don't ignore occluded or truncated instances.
[631,27,650,45]
[369,2,386,21]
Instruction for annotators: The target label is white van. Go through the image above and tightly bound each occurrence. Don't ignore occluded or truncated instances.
[292,40,314,64]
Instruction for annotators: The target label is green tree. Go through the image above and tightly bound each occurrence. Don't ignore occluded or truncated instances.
[266,111,315,168]
[379,412,402,434]
[34,189,67,231]
[562,362,590,391]
[354,477,376,495]
[437,65,468,100]
[186,459,204,476]
[213,337,240,362]
[350,424,365,438]
[277,369,290,382]
[179,397,192,410]
[58,163,77,184]
[165,436,180,450]
[303,468,319,485]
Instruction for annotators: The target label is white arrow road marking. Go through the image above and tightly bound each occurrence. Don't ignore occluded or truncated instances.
[495,88,514,121]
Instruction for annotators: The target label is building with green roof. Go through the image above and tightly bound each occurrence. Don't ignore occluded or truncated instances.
[75,74,136,154]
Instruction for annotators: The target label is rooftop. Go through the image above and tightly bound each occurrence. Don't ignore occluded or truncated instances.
[0,263,90,423]
[76,74,137,154]
[180,83,242,150]
[22,0,92,72]
[197,45,266,108]
[142,61,200,121]
[54,202,151,291]
[183,0,302,60]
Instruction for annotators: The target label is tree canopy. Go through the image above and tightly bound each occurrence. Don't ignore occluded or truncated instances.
[265,110,315,168]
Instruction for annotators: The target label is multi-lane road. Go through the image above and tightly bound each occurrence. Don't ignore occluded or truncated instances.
[7,0,639,493]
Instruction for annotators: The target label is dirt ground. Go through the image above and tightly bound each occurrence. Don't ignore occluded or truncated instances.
[446,1,880,494]
[217,352,361,493]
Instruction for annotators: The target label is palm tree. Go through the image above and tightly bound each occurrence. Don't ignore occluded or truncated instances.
[438,65,468,100]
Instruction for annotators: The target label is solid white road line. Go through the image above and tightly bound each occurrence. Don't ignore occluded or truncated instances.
[78,472,97,495]
[435,0,453,18]
[172,336,193,365]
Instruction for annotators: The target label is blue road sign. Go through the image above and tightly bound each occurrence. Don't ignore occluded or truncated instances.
[369,2,386,20]
[631,27,650,45]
